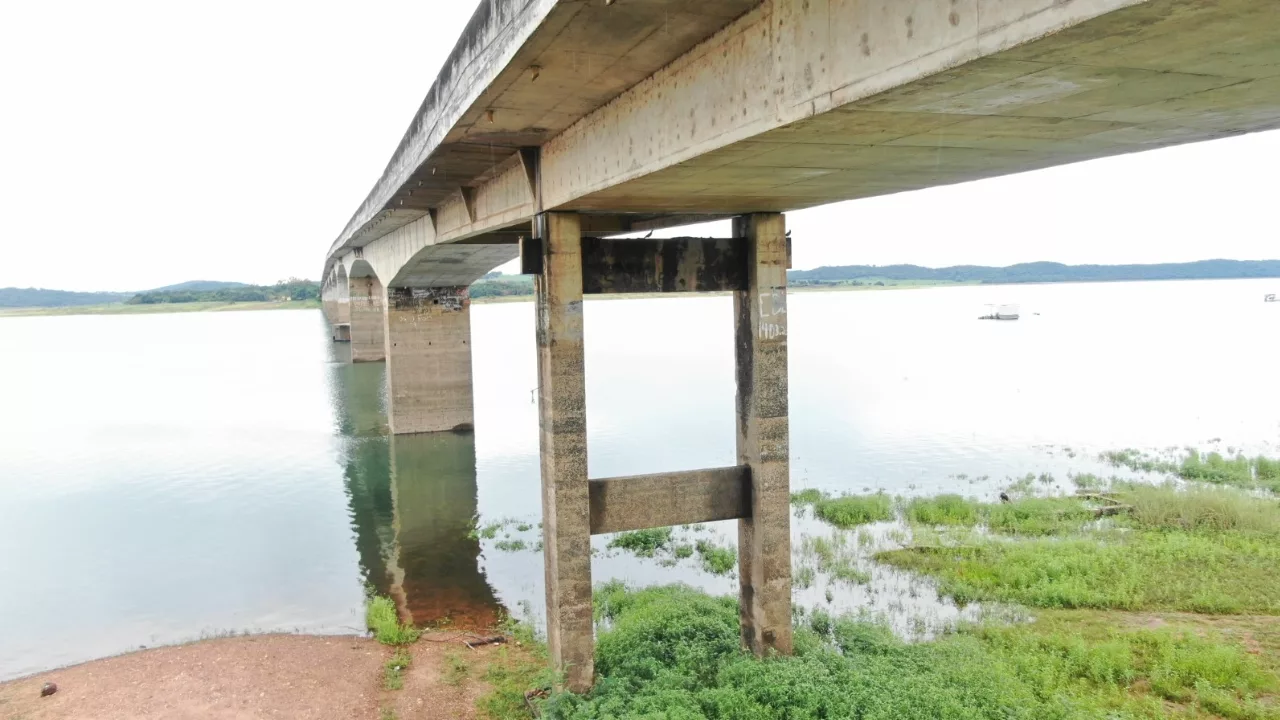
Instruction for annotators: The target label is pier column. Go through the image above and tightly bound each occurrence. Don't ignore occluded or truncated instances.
[349,275,386,363]
[534,212,594,692]
[334,271,352,342]
[734,213,793,656]
[384,286,475,434]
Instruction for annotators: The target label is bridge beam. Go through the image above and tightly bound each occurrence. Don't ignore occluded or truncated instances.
[384,287,475,435]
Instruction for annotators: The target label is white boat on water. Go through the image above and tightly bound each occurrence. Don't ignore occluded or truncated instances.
[1267,293,1277,303]
[980,303,1020,321]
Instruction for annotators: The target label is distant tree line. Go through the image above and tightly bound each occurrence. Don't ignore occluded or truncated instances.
[469,274,535,298]
[127,278,320,305]
[788,259,1280,286]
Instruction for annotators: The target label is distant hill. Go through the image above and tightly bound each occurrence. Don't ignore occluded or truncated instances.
[146,280,248,293]
[788,259,1280,286]
[0,287,132,308]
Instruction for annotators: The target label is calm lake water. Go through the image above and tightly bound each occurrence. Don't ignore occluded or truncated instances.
[2,279,1277,680]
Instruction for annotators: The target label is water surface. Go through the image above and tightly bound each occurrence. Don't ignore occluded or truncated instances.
[1,279,1277,679]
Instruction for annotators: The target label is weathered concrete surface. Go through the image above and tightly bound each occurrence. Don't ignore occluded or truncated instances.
[547,0,1280,213]
[326,0,1280,293]
[588,466,751,535]
[326,0,760,266]
[581,236,749,294]
[534,212,594,693]
[349,274,386,363]
[734,213,793,657]
[384,287,475,435]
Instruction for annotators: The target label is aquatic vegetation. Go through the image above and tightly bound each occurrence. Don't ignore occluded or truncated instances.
[365,593,420,646]
[797,532,870,586]
[607,527,674,557]
[813,493,895,528]
[1101,448,1179,475]
[905,495,1093,536]
[494,538,527,552]
[791,489,896,528]
[789,488,823,505]
[1124,483,1280,535]
[674,543,694,559]
[904,494,979,526]
[1101,448,1280,492]
[985,497,1094,536]
[695,539,737,576]
[879,486,1280,614]
[1180,450,1280,492]
[538,584,1278,720]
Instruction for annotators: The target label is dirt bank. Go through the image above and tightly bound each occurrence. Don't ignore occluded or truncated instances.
[0,632,530,720]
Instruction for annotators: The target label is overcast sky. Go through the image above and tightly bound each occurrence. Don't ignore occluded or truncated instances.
[2,1,1276,292]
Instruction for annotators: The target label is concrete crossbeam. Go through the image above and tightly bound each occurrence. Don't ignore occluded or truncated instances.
[588,466,751,535]
[384,287,475,435]
[734,212,793,657]
[534,212,594,693]
[581,237,748,294]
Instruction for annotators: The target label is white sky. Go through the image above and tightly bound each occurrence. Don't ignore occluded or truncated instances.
[1,1,1276,292]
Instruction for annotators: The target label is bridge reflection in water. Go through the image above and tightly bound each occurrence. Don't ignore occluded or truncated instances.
[329,346,501,630]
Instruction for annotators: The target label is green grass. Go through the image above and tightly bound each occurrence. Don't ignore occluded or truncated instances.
[879,485,1280,614]
[537,584,1279,719]
[495,539,527,552]
[905,494,980,525]
[1101,448,1280,492]
[366,593,421,645]
[607,527,674,558]
[812,493,895,528]
[905,495,1094,536]
[383,647,411,690]
[798,533,870,586]
[443,652,469,686]
[695,539,737,576]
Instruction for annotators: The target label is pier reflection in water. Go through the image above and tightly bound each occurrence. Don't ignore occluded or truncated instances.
[329,350,501,630]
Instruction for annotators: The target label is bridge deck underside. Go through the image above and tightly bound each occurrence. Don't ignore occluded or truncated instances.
[566,0,1280,214]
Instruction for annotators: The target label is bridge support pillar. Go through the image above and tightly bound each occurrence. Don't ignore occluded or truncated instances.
[384,286,475,434]
[349,276,386,363]
[733,212,793,657]
[530,211,794,692]
[534,212,595,693]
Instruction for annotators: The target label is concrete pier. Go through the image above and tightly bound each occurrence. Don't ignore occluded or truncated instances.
[349,275,386,363]
[527,211,794,689]
[533,212,595,693]
[384,286,475,435]
[733,213,793,656]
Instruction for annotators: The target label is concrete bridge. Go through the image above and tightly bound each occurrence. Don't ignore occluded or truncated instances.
[320,0,1280,690]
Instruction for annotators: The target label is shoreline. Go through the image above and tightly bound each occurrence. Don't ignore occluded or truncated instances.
[0,299,322,318]
[0,630,530,720]
[3,276,1272,314]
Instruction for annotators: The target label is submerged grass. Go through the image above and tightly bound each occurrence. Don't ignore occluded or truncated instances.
[793,491,895,528]
[905,495,1095,536]
[607,527,674,557]
[880,484,1280,615]
[695,539,737,576]
[1101,448,1280,492]
[536,583,1279,720]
